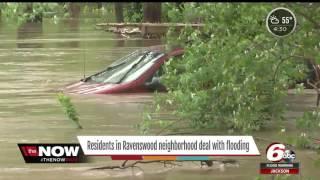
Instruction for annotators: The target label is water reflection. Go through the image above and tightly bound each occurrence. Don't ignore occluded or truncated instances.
[67,19,80,48]
[57,18,80,48]
[17,22,43,48]
[58,4,81,48]
[115,34,125,47]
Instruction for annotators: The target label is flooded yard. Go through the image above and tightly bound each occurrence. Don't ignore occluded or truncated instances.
[0,19,319,179]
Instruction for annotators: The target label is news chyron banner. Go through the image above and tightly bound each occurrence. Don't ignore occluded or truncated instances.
[77,136,260,160]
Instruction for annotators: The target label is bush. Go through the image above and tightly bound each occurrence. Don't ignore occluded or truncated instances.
[150,3,320,133]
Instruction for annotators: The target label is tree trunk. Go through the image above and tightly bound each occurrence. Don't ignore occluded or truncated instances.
[176,2,184,13]
[68,3,81,19]
[24,3,43,23]
[114,3,124,23]
[97,2,102,9]
[143,3,162,23]
[133,3,142,13]
[64,3,80,32]
[25,3,33,23]
[25,3,33,14]
[133,3,139,10]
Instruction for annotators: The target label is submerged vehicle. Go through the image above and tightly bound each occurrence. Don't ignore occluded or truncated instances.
[64,44,320,95]
[64,45,184,94]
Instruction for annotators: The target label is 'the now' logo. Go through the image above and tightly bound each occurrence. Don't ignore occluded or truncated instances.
[18,144,86,163]
[39,146,79,157]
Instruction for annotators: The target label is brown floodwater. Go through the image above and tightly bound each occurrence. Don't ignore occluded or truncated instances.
[0,19,319,180]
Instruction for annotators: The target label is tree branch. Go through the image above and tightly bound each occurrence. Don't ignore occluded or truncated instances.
[89,159,238,171]
[89,160,181,170]
[290,6,320,30]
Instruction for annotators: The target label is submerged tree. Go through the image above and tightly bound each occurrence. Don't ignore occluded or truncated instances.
[114,3,124,23]
[143,3,162,23]
[68,3,80,18]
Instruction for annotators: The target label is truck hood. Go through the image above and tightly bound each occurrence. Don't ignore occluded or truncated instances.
[63,81,117,94]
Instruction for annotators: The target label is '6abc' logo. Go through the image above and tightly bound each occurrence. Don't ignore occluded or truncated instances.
[266,143,296,163]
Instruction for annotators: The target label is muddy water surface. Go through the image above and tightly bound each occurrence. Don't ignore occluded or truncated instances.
[0,20,319,180]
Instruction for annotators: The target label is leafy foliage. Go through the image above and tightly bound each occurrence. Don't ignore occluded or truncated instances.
[296,110,320,149]
[124,3,143,23]
[0,3,61,24]
[0,3,115,25]
[163,3,202,23]
[295,133,311,148]
[296,110,320,130]
[149,3,320,133]
[57,93,82,129]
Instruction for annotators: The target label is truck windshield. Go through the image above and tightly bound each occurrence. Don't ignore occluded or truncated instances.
[86,50,163,84]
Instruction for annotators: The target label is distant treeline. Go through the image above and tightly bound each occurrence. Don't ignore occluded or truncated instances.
[0,3,194,25]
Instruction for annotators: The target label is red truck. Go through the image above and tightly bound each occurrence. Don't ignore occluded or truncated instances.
[64,45,183,94]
